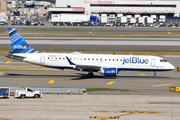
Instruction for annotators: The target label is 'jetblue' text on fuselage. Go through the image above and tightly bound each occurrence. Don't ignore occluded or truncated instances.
[122,57,149,65]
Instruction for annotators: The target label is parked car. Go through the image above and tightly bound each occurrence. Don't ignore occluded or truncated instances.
[53,23,57,26]
[40,23,45,26]
[33,23,38,26]
[11,23,16,26]
[19,23,24,26]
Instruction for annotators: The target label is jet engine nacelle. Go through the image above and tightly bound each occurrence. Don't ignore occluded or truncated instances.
[100,68,118,76]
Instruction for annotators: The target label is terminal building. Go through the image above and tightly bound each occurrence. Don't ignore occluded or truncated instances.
[49,0,180,17]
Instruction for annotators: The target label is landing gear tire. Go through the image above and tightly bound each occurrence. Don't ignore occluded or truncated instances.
[153,75,157,78]
[87,72,93,78]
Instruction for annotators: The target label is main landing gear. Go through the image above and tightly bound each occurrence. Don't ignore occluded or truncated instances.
[153,71,157,78]
[87,71,93,78]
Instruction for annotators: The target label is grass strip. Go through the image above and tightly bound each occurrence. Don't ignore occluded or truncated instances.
[86,88,179,93]
[86,88,137,92]
[0,33,180,38]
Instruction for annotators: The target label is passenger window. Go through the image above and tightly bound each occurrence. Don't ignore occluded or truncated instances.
[109,59,111,61]
[113,59,114,61]
[74,58,75,60]
[96,59,98,61]
[84,58,86,60]
[105,59,107,61]
[70,58,72,60]
[63,58,65,60]
[120,59,122,61]
[77,58,79,60]
[116,59,118,61]
[88,58,90,60]
[48,57,49,59]
[92,59,94,60]
[81,58,82,60]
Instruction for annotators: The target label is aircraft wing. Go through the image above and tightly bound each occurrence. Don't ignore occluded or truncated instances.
[75,65,101,71]
[66,56,101,71]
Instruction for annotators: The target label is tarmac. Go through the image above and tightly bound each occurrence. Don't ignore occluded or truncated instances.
[1,36,180,49]
[0,94,180,120]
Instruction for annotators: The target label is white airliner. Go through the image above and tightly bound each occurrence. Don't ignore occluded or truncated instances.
[5,28,175,78]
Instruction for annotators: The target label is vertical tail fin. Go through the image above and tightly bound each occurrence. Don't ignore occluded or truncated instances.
[8,28,41,54]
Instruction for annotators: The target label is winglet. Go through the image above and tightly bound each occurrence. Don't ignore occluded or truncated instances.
[66,56,75,65]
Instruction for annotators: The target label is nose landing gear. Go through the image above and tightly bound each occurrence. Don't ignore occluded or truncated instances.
[153,71,158,78]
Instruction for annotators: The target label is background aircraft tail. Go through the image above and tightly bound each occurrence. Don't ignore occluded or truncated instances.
[8,28,41,54]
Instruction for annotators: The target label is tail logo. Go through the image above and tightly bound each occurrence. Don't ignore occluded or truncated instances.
[8,27,41,54]
[13,45,27,49]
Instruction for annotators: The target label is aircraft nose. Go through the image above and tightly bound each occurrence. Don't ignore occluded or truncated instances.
[169,63,175,70]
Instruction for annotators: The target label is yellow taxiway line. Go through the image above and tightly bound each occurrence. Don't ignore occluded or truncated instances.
[107,81,115,85]
[48,80,55,84]
[139,73,146,76]
[89,116,119,120]
[153,83,172,87]
[5,61,11,64]
[0,72,4,74]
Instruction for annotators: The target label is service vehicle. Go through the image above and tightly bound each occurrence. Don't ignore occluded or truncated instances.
[14,87,42,99]
[120,16,127,23]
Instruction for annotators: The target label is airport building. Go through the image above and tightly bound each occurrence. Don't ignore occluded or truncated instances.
[49,0,180,17]
[0,0,7,12]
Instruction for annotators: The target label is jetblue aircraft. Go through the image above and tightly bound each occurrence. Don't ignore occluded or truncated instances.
[5,28,175,78]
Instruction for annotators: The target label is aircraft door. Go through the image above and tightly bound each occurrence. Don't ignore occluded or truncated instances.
[151,59,156,67]
[40,56,45,64]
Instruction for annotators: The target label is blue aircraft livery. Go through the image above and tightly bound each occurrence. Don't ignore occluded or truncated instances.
[8,28,41,54]
[122,57,149,65]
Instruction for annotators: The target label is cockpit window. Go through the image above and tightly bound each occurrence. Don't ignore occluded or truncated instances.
[163,59,167,62]
[160,59,167,62]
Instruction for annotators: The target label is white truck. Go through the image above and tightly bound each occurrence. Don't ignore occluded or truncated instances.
[130,17,136,24]
[151,15,157,23]
[120,16,127,23]
[137,17,144,24]
[117,14,123,22]
[126,15,132,23]
[51,14,89,25]
[109,14,115,23]
[0,20,8,25]
[145,17,153,24]
[100,16,108,26]
[159,15,166,23]
[135,14,140,18]
[14,87,42,99]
